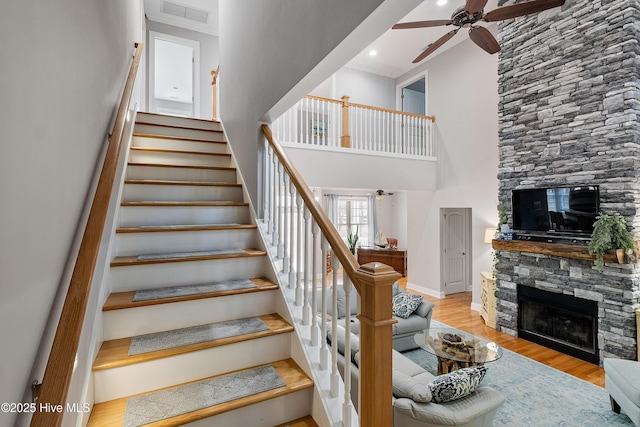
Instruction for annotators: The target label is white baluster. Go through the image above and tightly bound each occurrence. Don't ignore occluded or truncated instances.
[342,274,354,426]
[288,179,296,288]
[276,163,283,257]
[320,235,330,370]
[282,175,290,272]
[295,193,303,305]
[263,142,270,226]
[330,252,340,398]
[303,206,312,325]
[311,219,321,344]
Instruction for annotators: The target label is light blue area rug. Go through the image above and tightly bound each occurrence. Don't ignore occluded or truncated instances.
[132,279,256,301]
[137,249,245,261]
[402,321,633,426]
[128,317,268,355]
[123,364,285,426]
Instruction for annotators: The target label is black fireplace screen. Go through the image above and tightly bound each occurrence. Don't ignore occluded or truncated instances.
[518,286,598,364]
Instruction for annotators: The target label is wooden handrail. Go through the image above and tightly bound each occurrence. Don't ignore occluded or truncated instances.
[262,124,360,283]
[303,94,436,122]
[31,42,144,427]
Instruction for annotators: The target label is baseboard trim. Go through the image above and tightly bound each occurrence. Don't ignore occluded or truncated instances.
[406,282,444,299]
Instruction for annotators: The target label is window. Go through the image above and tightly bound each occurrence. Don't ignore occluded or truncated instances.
[336,197,370,246]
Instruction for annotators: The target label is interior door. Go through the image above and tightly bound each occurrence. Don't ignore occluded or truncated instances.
[442,208,470,295]
[149,31,200,118]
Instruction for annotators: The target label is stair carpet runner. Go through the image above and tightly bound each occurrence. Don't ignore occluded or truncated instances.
[87,113,316,426]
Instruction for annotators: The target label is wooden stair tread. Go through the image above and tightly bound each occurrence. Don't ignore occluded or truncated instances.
[135,120,223,133]
[127,162,236,171]
[130,146,231,157]
[93,313,293,370]
[133,132,225,144]
[121,201,248,207]
[136,112,220,125]
[274,416,319,427]
[124,179,241,187]
[104,278,277,311]
[87,359,313,427]
[116,223,256,233]
[111,248,266,267]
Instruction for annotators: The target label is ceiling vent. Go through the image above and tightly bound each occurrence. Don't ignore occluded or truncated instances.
[162,0,209,24]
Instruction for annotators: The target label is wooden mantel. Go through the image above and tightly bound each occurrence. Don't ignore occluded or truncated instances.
[491,239,621,264]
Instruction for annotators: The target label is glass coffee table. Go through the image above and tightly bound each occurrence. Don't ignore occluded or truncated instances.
[415,328,503,375]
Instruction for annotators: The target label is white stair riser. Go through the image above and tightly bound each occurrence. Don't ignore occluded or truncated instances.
[126,165,237,183]
[180,389,312,427]
[118,205,251,227]
[128,150,232,168]
[123,184,243,203]
[132,136,227,154]
[114,229,257,256]
[108,256,268,292]
[103,291,277,340]
[93,334,291,402]
[136,113,222,131]
[134,123,225,142]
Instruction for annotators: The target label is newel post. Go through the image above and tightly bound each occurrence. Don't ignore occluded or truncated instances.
[211,67,219,121]
[354,262,401,427]
[341,95,351,148]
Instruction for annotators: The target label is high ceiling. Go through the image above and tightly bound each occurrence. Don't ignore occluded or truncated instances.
[144,0,499,79]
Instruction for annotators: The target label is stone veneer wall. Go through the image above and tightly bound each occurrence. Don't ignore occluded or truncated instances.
[495,0,640,363]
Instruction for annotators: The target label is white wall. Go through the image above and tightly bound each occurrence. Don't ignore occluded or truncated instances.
[0,1,143,424]
[397,28,500,304]
[335,67,396,109]
[218,0,421,212]
[146,20,220,120]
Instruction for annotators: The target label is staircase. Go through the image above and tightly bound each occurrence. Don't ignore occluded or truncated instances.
[87,112,317,426]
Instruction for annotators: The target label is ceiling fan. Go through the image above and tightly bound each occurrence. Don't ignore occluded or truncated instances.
[375,189,394,200]
[392,0,565,63]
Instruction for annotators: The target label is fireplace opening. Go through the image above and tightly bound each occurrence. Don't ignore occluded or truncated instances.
[518,285,599,364]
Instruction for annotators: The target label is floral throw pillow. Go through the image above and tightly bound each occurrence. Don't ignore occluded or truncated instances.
[391,293,423,319]
[428,366,487,403]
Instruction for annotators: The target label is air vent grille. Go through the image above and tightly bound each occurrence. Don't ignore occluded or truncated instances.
[162,0,208,24]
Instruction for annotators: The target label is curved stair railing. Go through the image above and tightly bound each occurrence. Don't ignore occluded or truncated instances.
[30,42,143,427]
[262,124,400,426]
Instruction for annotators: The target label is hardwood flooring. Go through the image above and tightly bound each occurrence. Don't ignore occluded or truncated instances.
[401,279,605,387]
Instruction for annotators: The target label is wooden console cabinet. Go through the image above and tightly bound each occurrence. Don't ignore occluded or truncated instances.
[480,271,497,328]
[357,247,407,277]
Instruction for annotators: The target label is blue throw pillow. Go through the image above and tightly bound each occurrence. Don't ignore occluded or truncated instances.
[428,366,487,403]
[392,293,423,319]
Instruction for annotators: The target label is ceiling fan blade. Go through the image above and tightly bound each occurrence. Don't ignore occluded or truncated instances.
[392,20,453,29]
[468,26,501,54]
[483,0,565,22]
[465,0,489,14]
[412,29,458,63]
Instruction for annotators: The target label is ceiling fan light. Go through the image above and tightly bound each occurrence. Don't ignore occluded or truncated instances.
[437,0,448,5]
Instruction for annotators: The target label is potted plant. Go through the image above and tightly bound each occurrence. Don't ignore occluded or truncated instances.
[347,226,359,255]
[588,213,636,270]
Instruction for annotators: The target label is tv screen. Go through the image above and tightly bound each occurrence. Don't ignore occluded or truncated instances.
[512,186,599,235]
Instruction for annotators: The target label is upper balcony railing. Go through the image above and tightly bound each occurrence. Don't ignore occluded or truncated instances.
[272,95,436,158]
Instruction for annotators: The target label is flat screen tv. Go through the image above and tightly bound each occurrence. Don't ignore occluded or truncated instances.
[512,186,599,235]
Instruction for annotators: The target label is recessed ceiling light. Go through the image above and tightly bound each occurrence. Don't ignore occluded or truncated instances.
[369,50,378,56]
[437,0,448,5]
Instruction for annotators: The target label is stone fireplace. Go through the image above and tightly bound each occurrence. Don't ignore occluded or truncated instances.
[494,0,640,364]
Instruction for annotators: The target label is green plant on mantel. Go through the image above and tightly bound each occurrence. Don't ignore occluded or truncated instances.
[347,226,359,255]
[588,213,636,270]
[497,205,509,230]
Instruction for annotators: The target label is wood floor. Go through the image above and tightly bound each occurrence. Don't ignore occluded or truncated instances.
[399,279,606,387]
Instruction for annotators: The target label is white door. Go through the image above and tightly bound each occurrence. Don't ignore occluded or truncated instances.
[442,208,470,295]
[149,31,200,118]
